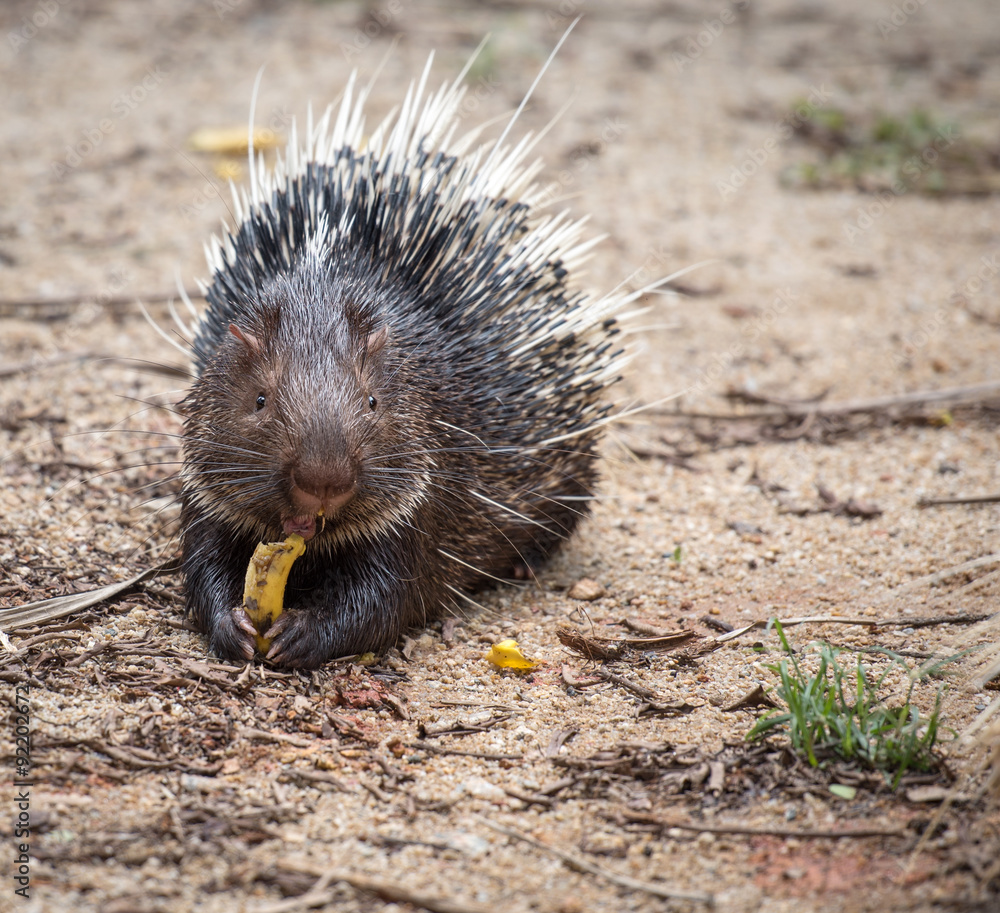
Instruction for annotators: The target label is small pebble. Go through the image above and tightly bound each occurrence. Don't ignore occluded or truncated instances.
[567,578,606,601]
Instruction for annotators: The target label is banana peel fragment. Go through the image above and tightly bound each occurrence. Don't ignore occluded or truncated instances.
[485,638,541,672]
[243,533,306,653]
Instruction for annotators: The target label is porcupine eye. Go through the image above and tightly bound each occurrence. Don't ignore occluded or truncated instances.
[367,395,377,411]
[255,394,267,412]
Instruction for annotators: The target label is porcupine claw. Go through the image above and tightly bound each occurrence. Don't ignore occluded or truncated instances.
[263,612,326,669]
[231,609,258,660]
[211,606,256,662]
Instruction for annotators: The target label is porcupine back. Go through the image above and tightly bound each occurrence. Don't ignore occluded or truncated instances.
[177,52,632,666]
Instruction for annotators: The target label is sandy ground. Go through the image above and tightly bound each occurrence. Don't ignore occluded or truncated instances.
[1,1,999,911]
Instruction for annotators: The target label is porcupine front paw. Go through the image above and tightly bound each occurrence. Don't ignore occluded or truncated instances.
[209,606,257,663]
[262,609,337,670]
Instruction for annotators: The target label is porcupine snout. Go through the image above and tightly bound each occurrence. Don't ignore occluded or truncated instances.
[283,440,358,540]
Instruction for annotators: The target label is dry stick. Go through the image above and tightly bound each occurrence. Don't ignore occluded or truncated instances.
[85,740,173,770]
[477,817,714,906]
[236,726,314,749]
[281,769,352,792]
[0,351,97,378]
[918,493,1000,507]
[264,858,493,913]
[15,630,85,649]
[619,810,906,840]
[892,553,1000,592]
[715,612,992,644]
[502,786,554,807]
[647,380,1000,425]
[0,289,205,314]
[892,612,994,628]
[408,740,523,761]
[539,775,578,796]
[726,380,1000,417]
[598,668,660,701]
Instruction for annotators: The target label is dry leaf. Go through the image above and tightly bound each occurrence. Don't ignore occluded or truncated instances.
[0,563,174,632]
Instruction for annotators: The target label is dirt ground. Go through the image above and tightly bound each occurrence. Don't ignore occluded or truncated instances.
[1,1,999,911]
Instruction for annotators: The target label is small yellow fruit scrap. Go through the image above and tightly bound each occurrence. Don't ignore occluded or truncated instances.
[187,125,284,155]
[485,639,540,672]
[242,533,306,653]
[213,159,243,182]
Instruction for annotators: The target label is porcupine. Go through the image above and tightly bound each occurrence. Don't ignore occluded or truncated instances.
[177,47,642,670]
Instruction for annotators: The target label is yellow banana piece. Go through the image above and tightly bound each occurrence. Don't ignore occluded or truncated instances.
[485,638,540,672]
[242,533,306,653]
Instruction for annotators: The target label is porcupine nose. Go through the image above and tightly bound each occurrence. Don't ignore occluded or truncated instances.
[285,461,357,539]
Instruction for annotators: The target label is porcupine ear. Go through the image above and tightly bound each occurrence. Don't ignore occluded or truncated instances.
[366,325,389,357]
[229,323,261,353]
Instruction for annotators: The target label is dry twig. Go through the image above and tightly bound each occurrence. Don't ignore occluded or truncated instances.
[0,289,204,316]
[918,493,1000,507]
[716,380,1000,418]
[716,612,992,643]
[616,810,906,840]
[477,817,714,905]
[407,741,523,761]
[266,858,493,913]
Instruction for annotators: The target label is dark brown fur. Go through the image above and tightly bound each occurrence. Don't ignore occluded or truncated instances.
[181,219,609,668]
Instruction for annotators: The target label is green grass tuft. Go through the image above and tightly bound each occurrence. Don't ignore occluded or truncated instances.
[747,621,949,787]
[781,104,1000,195]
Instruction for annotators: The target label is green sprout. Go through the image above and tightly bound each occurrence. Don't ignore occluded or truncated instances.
[747,621,950,788]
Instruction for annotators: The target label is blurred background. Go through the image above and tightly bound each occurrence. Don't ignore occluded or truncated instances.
[2,4,1000,911]
[2,0,999,405]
